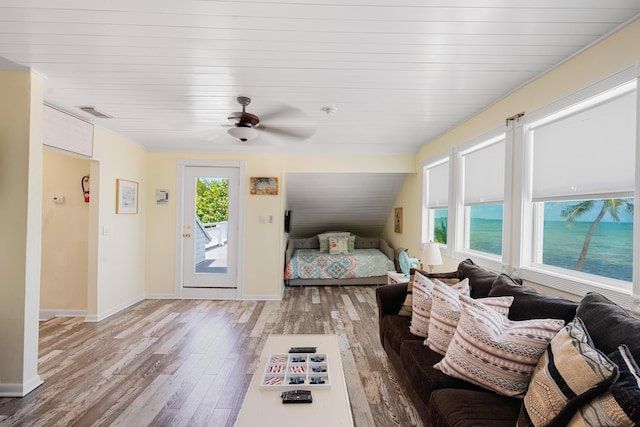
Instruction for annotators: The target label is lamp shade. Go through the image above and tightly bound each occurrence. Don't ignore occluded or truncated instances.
[421,242,443,270]
[227,126,258,142]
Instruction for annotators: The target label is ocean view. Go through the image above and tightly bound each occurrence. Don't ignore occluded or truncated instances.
[469,218,634,282]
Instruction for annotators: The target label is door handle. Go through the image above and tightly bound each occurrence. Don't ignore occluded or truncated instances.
[183,233,191,238]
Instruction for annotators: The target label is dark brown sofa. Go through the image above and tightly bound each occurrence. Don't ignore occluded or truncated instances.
[376,259,640,426]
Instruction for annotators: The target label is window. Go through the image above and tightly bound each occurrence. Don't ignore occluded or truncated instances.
[460,136,506,257]
[533,198,634,282]
[523,78,637,289]
[423,157,449,245]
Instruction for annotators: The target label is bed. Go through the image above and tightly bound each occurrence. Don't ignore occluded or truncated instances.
[284,233,395,286]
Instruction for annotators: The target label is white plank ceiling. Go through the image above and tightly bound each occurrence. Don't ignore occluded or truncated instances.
[2,1,640,155]
[3,1,640,238]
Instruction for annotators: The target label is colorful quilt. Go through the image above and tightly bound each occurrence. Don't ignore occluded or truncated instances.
[284,248,395,280]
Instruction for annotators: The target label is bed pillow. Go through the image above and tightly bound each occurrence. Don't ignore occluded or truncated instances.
[434,295,565,397]
[410,273,468,338]
[568,344,640,427]
[318,231,350,252]
[519,317,619,427]
[328,235,349,255]
[426,281,513,355]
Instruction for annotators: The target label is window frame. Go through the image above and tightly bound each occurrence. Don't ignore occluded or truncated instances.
[454,129,507,269]
[421,153,451,254]
[512,65,640,310]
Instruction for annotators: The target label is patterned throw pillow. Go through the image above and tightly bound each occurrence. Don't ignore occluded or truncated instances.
[328,235,349,255]
[318,232,350,252]
[398,273,415,317]
[400,276,462,318]
[410,273,469,338]
[568,344,640,427]
[435,295,565,398]
[518,317,619,427]
[426,281,513,355]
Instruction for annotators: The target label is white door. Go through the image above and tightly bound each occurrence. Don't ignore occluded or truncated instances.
[179,163,241,295]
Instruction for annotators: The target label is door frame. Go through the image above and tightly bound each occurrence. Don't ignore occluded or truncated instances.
[175,159,246,299]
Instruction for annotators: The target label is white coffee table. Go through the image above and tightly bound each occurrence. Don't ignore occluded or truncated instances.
[235,334,354,427]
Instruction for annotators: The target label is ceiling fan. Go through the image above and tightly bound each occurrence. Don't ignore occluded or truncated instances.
[223,96,317,144]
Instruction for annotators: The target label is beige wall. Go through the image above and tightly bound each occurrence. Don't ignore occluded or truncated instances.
[89,126,147,319]
[40,149,89,312]
[393,19,640,265]
[145,153,414,298]
[0,70,44,396]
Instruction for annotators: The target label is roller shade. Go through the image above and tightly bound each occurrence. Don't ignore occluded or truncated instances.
[427,160,449,208]
[463,138,505,205]
[531,88,636,201]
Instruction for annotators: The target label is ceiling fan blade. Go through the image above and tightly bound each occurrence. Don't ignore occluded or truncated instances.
[259,124,317,142]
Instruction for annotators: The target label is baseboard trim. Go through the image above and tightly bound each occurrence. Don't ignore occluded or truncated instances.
[0,375,43,397]
[39,309,88,321]
[84,295,145,323]
[145,293,178,299]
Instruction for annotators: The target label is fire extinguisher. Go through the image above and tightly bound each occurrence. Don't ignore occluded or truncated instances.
[82,175,90,203]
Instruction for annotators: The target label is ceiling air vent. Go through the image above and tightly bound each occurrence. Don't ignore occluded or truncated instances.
[78,106,114,119]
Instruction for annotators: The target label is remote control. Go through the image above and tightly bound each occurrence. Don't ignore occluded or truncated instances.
[289,346,317,353]
[281,389,312,404]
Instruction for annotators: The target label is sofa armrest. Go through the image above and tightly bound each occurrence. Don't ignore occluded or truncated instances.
[285,241,295,266]
[376,283,409,346]
[379,239,394,262]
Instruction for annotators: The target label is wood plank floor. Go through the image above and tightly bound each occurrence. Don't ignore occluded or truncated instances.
[0,286,424,427]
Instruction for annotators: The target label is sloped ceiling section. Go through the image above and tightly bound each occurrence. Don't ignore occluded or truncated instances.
[285,173,409,239]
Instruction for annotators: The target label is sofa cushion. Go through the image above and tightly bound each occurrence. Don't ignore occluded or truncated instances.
[381,314,422,355]
[576,292,640,361]
[435,295,565,398]
[429,389,522,427]
[456,258,499,298]
[426,280,513,355]
[519,317,619,427]
[488,273,578,324]
[568,344,640,427]
[399,340,485,404]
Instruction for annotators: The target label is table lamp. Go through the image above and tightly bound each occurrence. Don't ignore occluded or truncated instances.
[421,242,443,273]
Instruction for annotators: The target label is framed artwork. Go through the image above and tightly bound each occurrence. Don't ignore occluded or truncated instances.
[116,179,139,214]
[250,177,278,195]
[394,207,403,233]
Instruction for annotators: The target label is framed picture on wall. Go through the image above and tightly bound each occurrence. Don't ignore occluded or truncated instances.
[394,207,403,233]
[250,177,278,195]
[116,179,139,214]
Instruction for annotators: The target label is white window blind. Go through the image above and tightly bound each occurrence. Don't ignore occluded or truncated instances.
[463,138,505,205]
[427,159,449,208]
[530,87,636,201]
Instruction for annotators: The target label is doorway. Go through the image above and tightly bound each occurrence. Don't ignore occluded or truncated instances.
[177,160,244,299]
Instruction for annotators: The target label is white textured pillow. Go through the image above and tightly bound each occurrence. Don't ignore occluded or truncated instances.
[410,273,469,338]
[434,295,565,397]
[426,281,513,355]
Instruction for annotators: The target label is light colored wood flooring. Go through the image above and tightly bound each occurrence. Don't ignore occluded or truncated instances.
[0,286,424,427]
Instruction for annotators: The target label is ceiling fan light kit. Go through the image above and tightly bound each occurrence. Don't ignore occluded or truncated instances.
[227,126,258,142]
